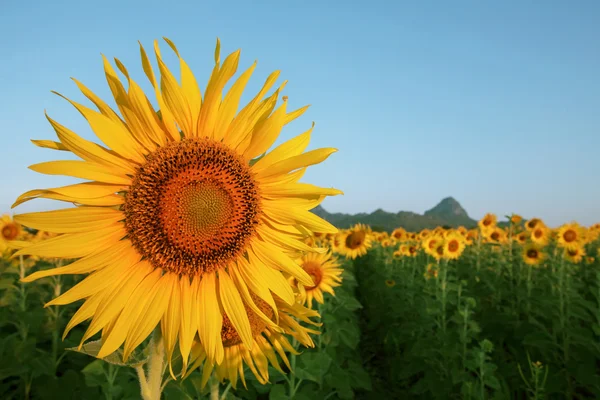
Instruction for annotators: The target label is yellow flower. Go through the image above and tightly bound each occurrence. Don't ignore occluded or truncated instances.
[443,233,466,260]
[514,231,528,245]
[510,214,523,225]
[486,227,508,244]
[522,243,545,266]
[557,223,585,250]
[13,39,341,370]
[339,224,372,259]
[424,263,438,280]
[530,225,550,246]
[295,251,343,306]
[391,228,406,242]
[185,298,320,388]
[563,246,585,264]
[525,218,543,232]
[478,213,497,232]
[0,214,22,253]
[385,279,396,288]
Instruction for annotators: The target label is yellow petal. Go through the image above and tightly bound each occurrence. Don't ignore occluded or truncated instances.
[197,272,224,364]
[13,225,126,260]
[31,139,68,151]
[96,264,159,359]
[45,113,136,174]
[22,240,132,282]
[197,49,240,139]
[62,292,104,339]
[252,124,313,170]
[179,275,198,373]
[247,250,295,305]
[79,261,154,346]
[53,91,145,163]
[161,276,181,378]
[45,249,141,306]
[234,257,279,323]
[14,207,123,233]
[29,160,131,185]
[217,270,253,349]
[252,240,313,287]
[255,148,337,179]
[155,40,194,136]
[123,272,175,360]
[244,98,287,160]
[214,61,256,142]
[261,183,343,200]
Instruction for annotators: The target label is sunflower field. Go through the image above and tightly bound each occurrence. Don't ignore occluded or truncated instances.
[2,213,600,399]
[1,39,600,400]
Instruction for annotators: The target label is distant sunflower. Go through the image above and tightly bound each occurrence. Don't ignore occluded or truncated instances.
[14,39,341,369]
[563,246,585,264]
[391,228,406,242]
[525,218,543,232]
[515,231,528,245]
[478,213,497,232]
[444,233,466,260]
[0,214,21,253]
[510,214,523,225]
[295,251,343,306]
[487,227,508,244]
[385,279,396,287]
[419,229,431,240]
[523,243,545,266]
[340,224,372,259]
[530,225,550,246]
[424,263,438,280]
[185,297,320,389]
[423,235,441,257]
[557,223,585,250]
[407,244,418,257]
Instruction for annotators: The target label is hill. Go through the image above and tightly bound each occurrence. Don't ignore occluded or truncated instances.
[312,197,477,232]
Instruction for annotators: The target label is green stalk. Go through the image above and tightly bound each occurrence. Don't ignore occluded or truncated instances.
[136,331,166,400]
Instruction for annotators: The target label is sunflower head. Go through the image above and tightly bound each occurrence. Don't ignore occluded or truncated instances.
[385,279,396,288]
[295,251,343,306]
[478,213,497,232]
[530,225,550,246]
[424,263,438,280]
[557,223,585,250]
[14,38,341,372]
[443,233,466,260]
[525,218,543,232]
[341,224,372,259]
[510,214,523,225]
[563,246,586,264]
[523,243,545,266]
[0,215,22,252]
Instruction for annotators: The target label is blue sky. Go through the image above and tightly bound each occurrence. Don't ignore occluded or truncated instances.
[1,0,598,227]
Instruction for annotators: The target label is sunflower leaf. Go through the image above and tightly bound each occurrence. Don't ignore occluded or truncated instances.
[66,339,149,367]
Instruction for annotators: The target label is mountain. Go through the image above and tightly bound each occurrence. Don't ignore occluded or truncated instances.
[312,197,477,232]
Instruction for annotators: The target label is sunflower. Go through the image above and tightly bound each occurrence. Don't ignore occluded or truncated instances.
[385,279,396,288]
[13,39,341,370]
[522,243,545,266]
[422,235,441,257]
[514,231,528,245]
[1,214,22,253]
[530,225,550,246]
[525,218,543,232]
[424,263,438,280]
[486,227,508,244]
[443,233,466,260]
[418,229,431,240]
[340,224,372,259]
[563,246,585,264]
[557,223,585,250]
[295,251,343,306]
[185,297,320,389]
[478,213,497,232]
[407,244,418,257]
[510,214,523,225]
[391,228,406,242]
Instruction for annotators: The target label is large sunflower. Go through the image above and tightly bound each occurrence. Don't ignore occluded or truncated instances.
[13,39,341,369]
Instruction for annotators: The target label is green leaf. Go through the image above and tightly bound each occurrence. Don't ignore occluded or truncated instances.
[66,339,149,367]
[269,384,289,400]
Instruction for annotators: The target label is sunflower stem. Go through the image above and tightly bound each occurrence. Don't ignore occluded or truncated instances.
[137,331,166,400]
[210,375,220,400]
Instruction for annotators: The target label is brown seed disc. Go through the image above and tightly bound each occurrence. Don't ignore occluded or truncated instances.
[301,260,324,289]
[563,230,576,243]
[448,240,459,252]
[124,139,261,276]
[221,294,273,347]
[527,249,539,259]
[345,231,365,250]
[1,223,19,241]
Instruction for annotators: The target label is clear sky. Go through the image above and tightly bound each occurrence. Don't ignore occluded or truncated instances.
[1,0,598,227]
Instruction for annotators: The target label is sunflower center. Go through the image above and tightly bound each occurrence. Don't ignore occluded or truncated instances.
[534,229,543,239]
[563,230,576,242]
[491,232,499,241]
[302,261,323,289]
[1,223,19,240]
[448,240,459,252]
[221,295,273,347]
[345,231,365,250]
[527,249,539,259]
[124,139,261,276]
